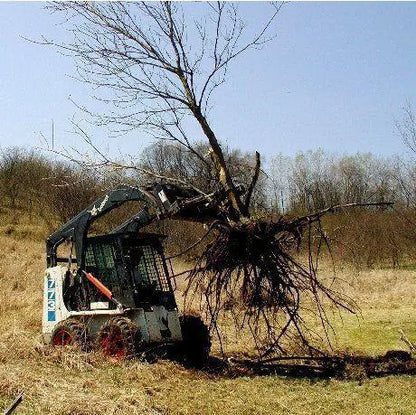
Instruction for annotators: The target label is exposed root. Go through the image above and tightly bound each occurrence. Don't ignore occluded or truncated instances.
[184,216,358,357]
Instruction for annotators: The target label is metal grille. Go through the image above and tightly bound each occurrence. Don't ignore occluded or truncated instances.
[134,245,169,292]
[85,242,126,302]
[91,244,116,289]
[85,245,95,267]
[95,244,115,268]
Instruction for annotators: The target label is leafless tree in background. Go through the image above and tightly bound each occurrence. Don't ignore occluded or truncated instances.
[397,101,416,155]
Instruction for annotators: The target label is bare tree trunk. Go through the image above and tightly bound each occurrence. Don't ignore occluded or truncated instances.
[191,106,248,219]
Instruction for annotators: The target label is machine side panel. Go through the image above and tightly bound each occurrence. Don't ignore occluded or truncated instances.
[145,306,182,343]
[42,266,71,342]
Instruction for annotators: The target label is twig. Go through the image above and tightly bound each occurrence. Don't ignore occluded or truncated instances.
[400,329,416,352]
[283,202,394,231]
[3,391,23,415]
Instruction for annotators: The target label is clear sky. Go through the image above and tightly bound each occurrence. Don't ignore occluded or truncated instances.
[1,1,416,162]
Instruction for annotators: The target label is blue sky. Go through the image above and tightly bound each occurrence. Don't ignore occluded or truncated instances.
[1,2,416,163]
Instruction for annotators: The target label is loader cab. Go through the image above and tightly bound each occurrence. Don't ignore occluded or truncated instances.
[63,232,176,312]
[44,185,211,365]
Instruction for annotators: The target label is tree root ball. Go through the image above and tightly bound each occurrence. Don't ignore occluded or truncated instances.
[185,219,356,357]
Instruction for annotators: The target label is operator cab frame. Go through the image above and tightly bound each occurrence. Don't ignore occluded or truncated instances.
[63,232,177,312]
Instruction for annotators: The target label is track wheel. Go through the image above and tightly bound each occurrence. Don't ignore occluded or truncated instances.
[179,315,211,369]
[51,319,89,351]
[97,317,139,360]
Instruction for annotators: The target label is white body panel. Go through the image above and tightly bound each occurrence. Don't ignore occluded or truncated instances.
[42,266,71,340]
[42,266,182,344]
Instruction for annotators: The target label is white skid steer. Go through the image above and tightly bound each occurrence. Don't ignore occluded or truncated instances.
[43,184,212,367]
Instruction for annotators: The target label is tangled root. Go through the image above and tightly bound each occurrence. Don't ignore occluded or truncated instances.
[184,218,357,357]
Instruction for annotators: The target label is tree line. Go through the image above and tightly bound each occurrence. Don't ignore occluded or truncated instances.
[3,144,416,216]
[1,144,416,268]
[268,150,416,213]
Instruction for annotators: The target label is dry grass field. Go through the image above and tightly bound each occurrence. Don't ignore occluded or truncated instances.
[1,216,416,414]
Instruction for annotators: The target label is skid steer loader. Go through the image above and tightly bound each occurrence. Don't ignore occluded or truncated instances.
[42,184,213,367]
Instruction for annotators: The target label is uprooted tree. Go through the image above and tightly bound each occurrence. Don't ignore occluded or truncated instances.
[44,1,388,357]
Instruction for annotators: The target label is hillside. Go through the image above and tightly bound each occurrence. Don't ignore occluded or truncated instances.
[1,217,416,414]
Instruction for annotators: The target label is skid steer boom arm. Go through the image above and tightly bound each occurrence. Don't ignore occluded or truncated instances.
[46,183,222,270]
[46,185,163,269]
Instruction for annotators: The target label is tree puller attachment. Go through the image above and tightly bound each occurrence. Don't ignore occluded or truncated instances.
[42,184,213,366]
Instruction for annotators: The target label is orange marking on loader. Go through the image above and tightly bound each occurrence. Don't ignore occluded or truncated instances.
[85,272,113,300]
